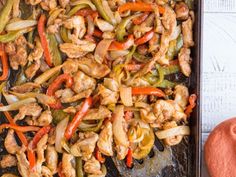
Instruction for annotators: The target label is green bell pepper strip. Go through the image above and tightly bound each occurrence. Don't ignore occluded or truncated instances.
[52,110,70,124]
[153,79,176,88]
[125,45,137,64]
[79,119,104,132]
[92,0,112,24]
[0,28,33,43]
[116,14,139,41]
[155,66,164,85]
[60,27,72,43]
[76,157,84,177]
[67,4,88,17]
[133,52,151,63]
[27,30,34,46]
[0,0,14,33]
[48,34,62,66]
[176,34,183,53]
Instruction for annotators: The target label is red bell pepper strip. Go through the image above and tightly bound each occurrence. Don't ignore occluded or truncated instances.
[46,73,73,109]
[3,110,28,146]
[132,12,149,25]
[126,148,133,168]
[124,64,144,71]
[0,124,40,133]
[132,87,165,97]
[185,94,197,118]
[27,147,36,171]
[76,8,98,19]
[93,29,103,38]
[64,97,93,140]
[30,125,52,149]
[95,147,105,163]
[135,29,154,46]
[118,2,165,14]
[38,14,53,67]
[109,35,134,51]
[0,43,9,81]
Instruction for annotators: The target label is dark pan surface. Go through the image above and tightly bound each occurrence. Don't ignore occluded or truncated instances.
[0,0,202,176]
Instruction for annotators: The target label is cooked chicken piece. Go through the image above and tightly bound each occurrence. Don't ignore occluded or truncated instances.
[63,106,77,114]
[11,82,40,93]
[174,85,189,109]
[62,153,76,177]
[103,78,119,92]
[4,129,20,154]
[162,5,177,36]
[46,145,58,174]
[70,132,99,161]
[62,59,79,75]
[98,84,119,105]
[0,154,17,168]
[97,122,113,156]
[115,143,128,160]
[171,102,187,122]
[41,166,53,177]
[6,36,28,70]
[178,47,192,77]
[175,2,189,20]
[133,24,152,39]
[77,56,111,79]
[37,110,53,126]
[182,17,194,47]
[60,42,96,58]
[83,106,111,120]
[55,88,74,102]
[62,89,93,103]
[35,134,48,174]
[47,19,63,34]
[25,60,40,79]
[59,0,69,8]
[153,100,175,125]
[149,33,160,52]
[14,103,42,121]
[162,121,183,146]
[140,104,157,124]
[72,71,96,93]
[1,174,18,177]
[47,128,56,145]
[40,0,57,11]
[84,157,103,175]
[16,149,30,177]
[64,16,86,39]
[27,37,43,62]
[128,78,150,87]
[153,5,163,34]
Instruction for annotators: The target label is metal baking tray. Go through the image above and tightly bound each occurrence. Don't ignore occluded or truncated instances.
[0,0,202,176]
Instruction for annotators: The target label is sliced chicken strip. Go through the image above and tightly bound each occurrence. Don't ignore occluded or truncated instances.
[62,153,76,177]
[46,145,58,174]
[4,129,20,154]
[0,154,17,168]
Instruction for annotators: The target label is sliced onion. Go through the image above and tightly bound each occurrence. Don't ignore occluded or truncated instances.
[79,121,98,129]
[170,25,181,41]
[55,117,69,153]
[104,78,119,92]
[101,0,116,25]
[155,126,190,139]
[70,0,96,10]
[6,20,37,31]
[47,8,65,26]
[95,18,114,32]
[3,92,19,104]
[94,39,113,64]
[112,105,129,147]
[109,50,129,59]
[0,98,36,111]
[34,65,63,84]
[120,86,133,107]
[134,102,150,108]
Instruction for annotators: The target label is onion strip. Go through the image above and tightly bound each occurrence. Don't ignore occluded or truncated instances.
[94,39,113,64]
[155,126,190,139]
[0,98,36,111]
[55,117,69,153]
[6,20,37,31]
[120,86,133,106]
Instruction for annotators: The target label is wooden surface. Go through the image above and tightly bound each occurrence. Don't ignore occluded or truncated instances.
[202,0,236,176]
